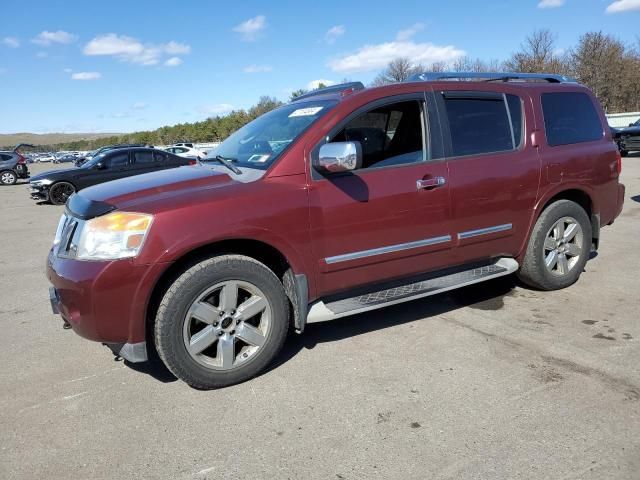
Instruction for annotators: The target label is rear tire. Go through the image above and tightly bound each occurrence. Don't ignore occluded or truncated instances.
[1,170,18,185]
[517,200,591,291]
[620,149,628,157]
[154,255,290,389]
[49,181,75,205]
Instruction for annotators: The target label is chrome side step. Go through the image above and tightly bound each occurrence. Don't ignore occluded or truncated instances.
[306,258,519,323]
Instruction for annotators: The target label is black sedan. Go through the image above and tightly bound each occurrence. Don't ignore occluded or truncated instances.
[29,147,195,205]
[612,117,640,157]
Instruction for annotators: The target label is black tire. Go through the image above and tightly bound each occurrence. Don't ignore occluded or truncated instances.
[154,255,290,389]
[1,170,18,185]
[49,181,75,205]
[517,200,591,291]
[620,149,628,157]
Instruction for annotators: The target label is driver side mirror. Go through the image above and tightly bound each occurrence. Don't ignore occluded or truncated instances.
[95,162,107,170]
[630,123,635,127]
[315,141,362,173]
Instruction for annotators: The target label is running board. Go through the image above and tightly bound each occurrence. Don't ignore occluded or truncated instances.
[307,258,518,323]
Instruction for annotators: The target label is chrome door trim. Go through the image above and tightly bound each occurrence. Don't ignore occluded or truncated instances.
[325,235,452,265]
[458,223,512,240]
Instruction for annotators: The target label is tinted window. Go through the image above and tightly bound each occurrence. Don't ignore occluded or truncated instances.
[443,95,513,156]
[541,92,603,146]
[154,151,169,162]
[0,153,12,161]
[133,150,154,164]
[506,94,523,148]
[330,100,424,169]
[108,152,129,167]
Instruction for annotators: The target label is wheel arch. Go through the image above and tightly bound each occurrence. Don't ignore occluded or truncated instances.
[144,238,306,346]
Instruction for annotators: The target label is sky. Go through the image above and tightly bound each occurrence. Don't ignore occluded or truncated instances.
[1,0,639,134]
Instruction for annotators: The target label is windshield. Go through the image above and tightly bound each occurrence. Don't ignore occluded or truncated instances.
[205,99,337,170]
[81,151,109,168]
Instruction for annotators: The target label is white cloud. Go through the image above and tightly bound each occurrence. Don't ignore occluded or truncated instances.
[132,102,147,110]
[198,104,235,115]
[606,0,640,12]
[164,57,183,67]
[306,79,336,90]
[233,15,266,41]
[83,34,190,66]
[325,25,345,44]
[329,40,465,74]
[396,23,424,41]
[244,64,272,73]
[538,0,565,7]
[71,71,101,80]
[36,51,48,58]
[32,30,77,46]
[2,37,20,48]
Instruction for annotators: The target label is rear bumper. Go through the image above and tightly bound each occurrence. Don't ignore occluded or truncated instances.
[46,249,170,359]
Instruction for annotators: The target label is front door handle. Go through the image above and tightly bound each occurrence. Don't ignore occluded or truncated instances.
[416,177,446,190]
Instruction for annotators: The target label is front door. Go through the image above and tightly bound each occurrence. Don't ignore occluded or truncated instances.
[308,95,453,297]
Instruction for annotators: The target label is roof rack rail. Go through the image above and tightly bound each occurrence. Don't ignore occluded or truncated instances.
[405,72,576,83]
[293,81,365,101]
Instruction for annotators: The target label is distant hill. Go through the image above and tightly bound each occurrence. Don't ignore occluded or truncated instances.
[0,132,122,148]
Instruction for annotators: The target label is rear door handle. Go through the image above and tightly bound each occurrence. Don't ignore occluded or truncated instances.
[416,177,446,190]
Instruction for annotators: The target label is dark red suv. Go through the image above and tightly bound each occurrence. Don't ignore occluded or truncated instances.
[47,73,625,388]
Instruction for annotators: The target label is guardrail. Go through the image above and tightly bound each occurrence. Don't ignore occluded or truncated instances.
[607,112,640,128]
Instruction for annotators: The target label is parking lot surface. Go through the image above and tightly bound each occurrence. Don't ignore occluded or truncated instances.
[1,159,639,479]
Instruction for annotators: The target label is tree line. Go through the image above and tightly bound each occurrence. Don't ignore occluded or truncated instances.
[9,29,638,151]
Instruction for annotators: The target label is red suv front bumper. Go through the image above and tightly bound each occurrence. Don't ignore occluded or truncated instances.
[46,249,169,362]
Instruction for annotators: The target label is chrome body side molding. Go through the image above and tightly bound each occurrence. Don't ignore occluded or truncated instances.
[458,223,512,240]
[325,235,452,265]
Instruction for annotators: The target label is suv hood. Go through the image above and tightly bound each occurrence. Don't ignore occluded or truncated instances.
[74,165,250,217]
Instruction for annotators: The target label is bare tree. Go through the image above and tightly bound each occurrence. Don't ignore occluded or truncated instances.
[504,29,570,74]
[371,58,425,86]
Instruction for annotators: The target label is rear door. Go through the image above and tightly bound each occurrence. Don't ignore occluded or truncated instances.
[308,94,453,297]
[435,89,539,264]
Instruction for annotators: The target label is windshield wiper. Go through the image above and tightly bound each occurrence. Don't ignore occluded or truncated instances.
[213,155,242,175]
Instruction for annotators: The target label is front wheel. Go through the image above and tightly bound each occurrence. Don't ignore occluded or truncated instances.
[49,181,75,205]
[517,200,591,291]
[1,170,18,185]
[154,255,290,389]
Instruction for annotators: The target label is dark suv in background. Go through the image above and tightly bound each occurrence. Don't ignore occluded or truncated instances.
[0,144,33,185]
[30,147,194,204]
[613,117,640,156]
[47,73,624,389]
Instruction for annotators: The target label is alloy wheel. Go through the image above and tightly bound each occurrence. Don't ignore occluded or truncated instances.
[50,182,75,205]
[543,216,583,276]
[182,280,271,370]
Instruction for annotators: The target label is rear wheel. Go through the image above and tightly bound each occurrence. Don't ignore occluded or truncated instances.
[49,181,75,205]
[517,200,591,290]
[154,255,290,389]
[1,170,17,185]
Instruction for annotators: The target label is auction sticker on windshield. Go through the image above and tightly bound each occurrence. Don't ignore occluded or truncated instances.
[289,107,323,117]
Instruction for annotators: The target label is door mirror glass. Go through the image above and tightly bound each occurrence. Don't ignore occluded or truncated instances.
[316,142,362,173]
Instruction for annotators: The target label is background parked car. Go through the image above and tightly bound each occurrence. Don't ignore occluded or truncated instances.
[36,154,55,163]
[53,153,77,164]
[29,147,194,204]
[612,117,640,156]
[165,145,204,160]
[0,144,34,185]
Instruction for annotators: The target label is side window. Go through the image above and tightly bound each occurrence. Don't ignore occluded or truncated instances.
[541,92,603,146]
[108,152,129,167]
[329,100,425,169]
[154,151,168,162]
[442,94,514,157]
[133,150,154,164]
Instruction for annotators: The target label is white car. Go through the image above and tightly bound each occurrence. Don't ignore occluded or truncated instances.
[165,145,204,160]
[36,154,55,163]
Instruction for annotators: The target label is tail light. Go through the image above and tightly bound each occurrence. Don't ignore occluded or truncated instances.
[17,154,26,164]
[615,150,622,175]
[188,159,197,165]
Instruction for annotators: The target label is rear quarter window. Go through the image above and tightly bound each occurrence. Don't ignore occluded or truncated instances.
[541,92,603,147]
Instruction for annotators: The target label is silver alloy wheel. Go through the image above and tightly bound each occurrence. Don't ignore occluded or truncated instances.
[543,216,583,276]
[182,280,271,370]
[1,171,16,184]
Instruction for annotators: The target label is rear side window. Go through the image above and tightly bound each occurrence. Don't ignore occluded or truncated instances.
[133,150,154,164]
[153,151,168,162]
[108,152,129,167]
[541,92,603,146]
[442,93,521,157]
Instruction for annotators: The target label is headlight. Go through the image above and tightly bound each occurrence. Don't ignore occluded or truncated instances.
[76,211,153,260]
[31,179,53,186]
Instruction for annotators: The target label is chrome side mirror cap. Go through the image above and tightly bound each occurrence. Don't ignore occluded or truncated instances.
[316,141,362,173]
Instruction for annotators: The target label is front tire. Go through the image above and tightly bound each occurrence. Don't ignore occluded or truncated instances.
[518,200,591,290]
[1,170,18,185]
[49,181,75,205]
[154,255,290,389]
